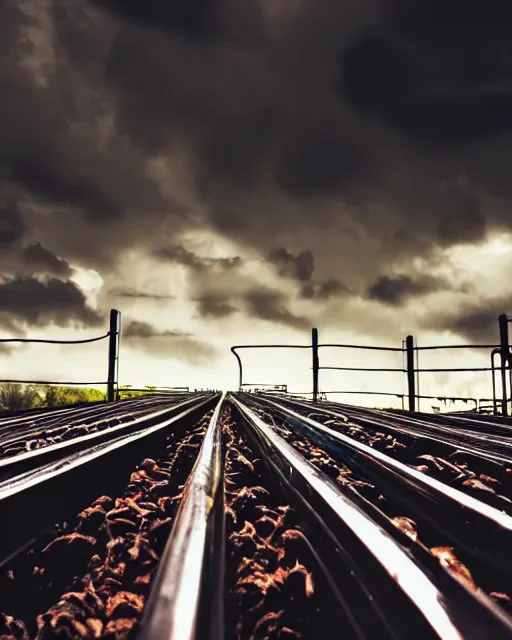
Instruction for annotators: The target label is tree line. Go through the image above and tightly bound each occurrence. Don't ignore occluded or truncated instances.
[0,384,105,412]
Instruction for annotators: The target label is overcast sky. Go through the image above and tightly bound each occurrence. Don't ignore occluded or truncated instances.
[1,0,512,408]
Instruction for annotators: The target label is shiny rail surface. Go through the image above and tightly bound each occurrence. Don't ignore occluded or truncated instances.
[0,394,196,449]
[3,392,512,639]
[0,394,218,566]
[248,395,512,525]
[140,393,226,640]
[265,395,512,464]
[0,395,210,481]
[232,395,512,639]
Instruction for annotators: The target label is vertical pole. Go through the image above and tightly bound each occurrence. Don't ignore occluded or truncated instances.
[491,348,500,416]
[498,314,509,417]
[312,328,319,403]
[107,309,121,402]
[406,335,416,412]
[415,342,421,413]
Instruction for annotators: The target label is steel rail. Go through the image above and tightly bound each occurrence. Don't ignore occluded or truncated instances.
[0,395,215,500]
[0,394,218,566]
[232,396,512,640]
[0,392,191,428]
[0,395,212,484]
[268,396,512,465]
[0,393,160,431]
[245,395,512,583]
[370,405,512,441]
[0,394,197,448]
[251,395,512,526]
[326,402,512,459]
[403,408,512,432]
[139,393,226,640]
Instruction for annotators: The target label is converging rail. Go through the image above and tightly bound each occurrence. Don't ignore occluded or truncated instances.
[4,392,512,638]
[232,394,512,639]
[139,393,226,640]
[267,396,512,464]
[0,394,218,565]
[0,393,204,459]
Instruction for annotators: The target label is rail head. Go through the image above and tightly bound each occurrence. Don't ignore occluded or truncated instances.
[0,394,215,482]
[0,396,219,506]
[248,394,512,531]
[231,395,512,640]
[139,393,226,640]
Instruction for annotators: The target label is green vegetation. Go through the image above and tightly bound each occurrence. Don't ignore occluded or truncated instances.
[117,388,149,400]
[0,383,105,412]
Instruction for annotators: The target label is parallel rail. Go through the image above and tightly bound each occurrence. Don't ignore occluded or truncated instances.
[140,393,226,640]
[0,394,218,565]
[266,395,512,465]
[232,395,512,639]
[2,393,512,638]
[0,395,207,470]
[0,394,194,448]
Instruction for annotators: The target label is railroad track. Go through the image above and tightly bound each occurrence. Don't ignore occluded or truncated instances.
[262,395,512,498]
[1,393,512,639]
[0,394,197,458]
[272,396,512,458]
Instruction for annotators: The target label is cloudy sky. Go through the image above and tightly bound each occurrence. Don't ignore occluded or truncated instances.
[1,0,512,408]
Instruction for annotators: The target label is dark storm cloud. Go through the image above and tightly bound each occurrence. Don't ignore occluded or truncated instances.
[2,0,512,341]
[193,295,239,319]
[122,319,216,363]
[268,248,314,283]
[267,248,348,299]
[21,243,72,278]
[341,0,512,147]
[0,277,102,329]
[11,161,123,223]
[123,321,190,339]
[366,274,449,306]
[90,0,220,38]
[155,244,317,327]
[301,279,349,300]
[193,287,309,330]
[275,120,369,197]
[0,208,26,248]
[422,300,510,344]
[244,288,309,330]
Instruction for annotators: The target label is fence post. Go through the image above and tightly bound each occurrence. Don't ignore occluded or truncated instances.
[231,348,243,391]
[312,328,319,402]
[405,335,416,412]
[498,314,509,417]
[107,309,121,402]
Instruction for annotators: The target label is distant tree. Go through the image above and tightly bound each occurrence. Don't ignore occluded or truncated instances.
[0,384,105,411]
[0,384,42,411]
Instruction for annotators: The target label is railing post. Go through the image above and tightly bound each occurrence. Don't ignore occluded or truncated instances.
[405,335,416,412]
[231,348,243,391]
[498,313,509,417]
[107,309,121,402]
[491,348,500,416]
[312,328,319,402]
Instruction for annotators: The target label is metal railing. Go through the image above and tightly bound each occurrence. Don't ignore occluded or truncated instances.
[117,386,190,398]
[0,309,121,402]
[231,313,512,416]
